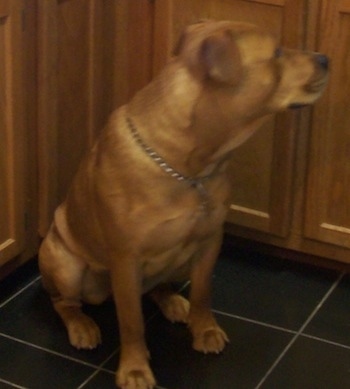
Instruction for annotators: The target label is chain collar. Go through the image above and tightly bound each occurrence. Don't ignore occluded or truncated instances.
[126,116,215,212]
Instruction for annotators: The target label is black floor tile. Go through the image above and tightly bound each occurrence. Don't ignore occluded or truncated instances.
[0,247,347,389]
[105,313,294,389]
[304,273,350,346]
[261,335,350,389]
[0,335,95,389]
[82,370,166,389]
[0,259,39,306]
[0,279,119,365]
[0,379,21,388]
[79,370,115,389]
[0,278,159,367]
[212,249,339,330]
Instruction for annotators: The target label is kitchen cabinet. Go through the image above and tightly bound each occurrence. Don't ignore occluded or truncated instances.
[37,0,154,235]
[37,0,116,235]
[152,0,350,263]
[0,0,37,268]
[304,1,350,249]
[227,0,350,263]
[154,0,306,238]
[2,0,350,273]
[1,0,154,272]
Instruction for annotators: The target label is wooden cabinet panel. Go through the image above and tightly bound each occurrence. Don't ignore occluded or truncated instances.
[114,0,154,108]
[153,0,306,236]
[38,0,117,234]
[38,0,154,235]
[0,0,26,265]
[0,0,9,17]
[305,0,350,248]
[0,0,347,268]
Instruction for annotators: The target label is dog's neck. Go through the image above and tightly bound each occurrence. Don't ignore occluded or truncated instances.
[128,63,204,174]
[126,115,224,213]
[128,60,268,178]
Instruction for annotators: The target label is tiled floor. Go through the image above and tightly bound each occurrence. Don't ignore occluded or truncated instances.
[1,243,350,389]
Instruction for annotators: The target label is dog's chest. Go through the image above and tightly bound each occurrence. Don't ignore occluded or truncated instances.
[149,187,226,242]
[140,198,226,284]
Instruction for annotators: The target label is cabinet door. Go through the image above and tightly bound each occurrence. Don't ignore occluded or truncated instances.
[37,0,116,235]
[38,0,153,236]
[0,0,26,265]
[305,0,350,248]
[153,0,306,236]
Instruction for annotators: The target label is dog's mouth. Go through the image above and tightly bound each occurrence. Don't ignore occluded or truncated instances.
[288,103,309,109]
[288,74,328,110]
[305,77,329,94]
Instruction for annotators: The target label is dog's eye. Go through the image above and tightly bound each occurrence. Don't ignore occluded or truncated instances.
[274,48,283,58]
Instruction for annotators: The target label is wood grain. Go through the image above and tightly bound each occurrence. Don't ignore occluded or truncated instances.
[0,0,26,264]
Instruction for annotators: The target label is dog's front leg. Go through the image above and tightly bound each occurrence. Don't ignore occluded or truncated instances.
[188,232,229,354]
[111,257,156,389]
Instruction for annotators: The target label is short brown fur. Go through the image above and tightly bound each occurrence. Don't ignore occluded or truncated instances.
[39,20,328,389]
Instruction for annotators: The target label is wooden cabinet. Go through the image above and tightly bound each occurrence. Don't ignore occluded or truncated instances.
[305,1,350,249]
[226,0,350,263]
[152,0,350,263]
[37,0,154,235]
[0,0,25,265]
[153,0,306,238]
[0,0,37,267]
[1,0,154,272]
[2,0,350,272]
[37,0,116,234]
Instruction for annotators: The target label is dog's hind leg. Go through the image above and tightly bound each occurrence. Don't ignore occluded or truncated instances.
[39,229,102,350]
[149,284,190,323]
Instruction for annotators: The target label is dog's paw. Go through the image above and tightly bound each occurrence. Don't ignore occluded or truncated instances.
[192,326,229,354]
[117,365,156,389]
[159,294,190,323]
[67,314,102,350]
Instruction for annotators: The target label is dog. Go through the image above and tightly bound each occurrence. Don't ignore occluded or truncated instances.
[39,20,328,389]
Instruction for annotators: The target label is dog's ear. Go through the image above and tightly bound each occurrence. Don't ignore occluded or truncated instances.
[200,31,242,84]
[174,23,243,85]
[173,20,210,56]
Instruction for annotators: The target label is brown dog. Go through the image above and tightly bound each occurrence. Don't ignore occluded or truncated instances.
[39,20,328,389]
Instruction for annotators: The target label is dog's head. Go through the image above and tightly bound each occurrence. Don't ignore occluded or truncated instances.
[174,20,328,118]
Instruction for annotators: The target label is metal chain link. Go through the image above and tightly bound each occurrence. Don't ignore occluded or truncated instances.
[126,116,213,212]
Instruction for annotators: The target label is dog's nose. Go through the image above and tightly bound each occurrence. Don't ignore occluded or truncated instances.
[315,54,329,70]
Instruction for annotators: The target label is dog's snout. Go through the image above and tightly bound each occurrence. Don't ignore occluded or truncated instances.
[315,54,329,70]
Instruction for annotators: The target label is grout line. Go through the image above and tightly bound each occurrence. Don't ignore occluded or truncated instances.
[0,332,112,373]
[213,309,298,335]
[301,332,350,351]
[0,276,42,309]
[0,378,28,389]
[0,279,172,389]
[254,271,345,389]
[77,367,114,389]
[178,280,191,292]
[96,349,119,374]
[78,285,190,388]
[77,349,170,389]
[77,370,102,389]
